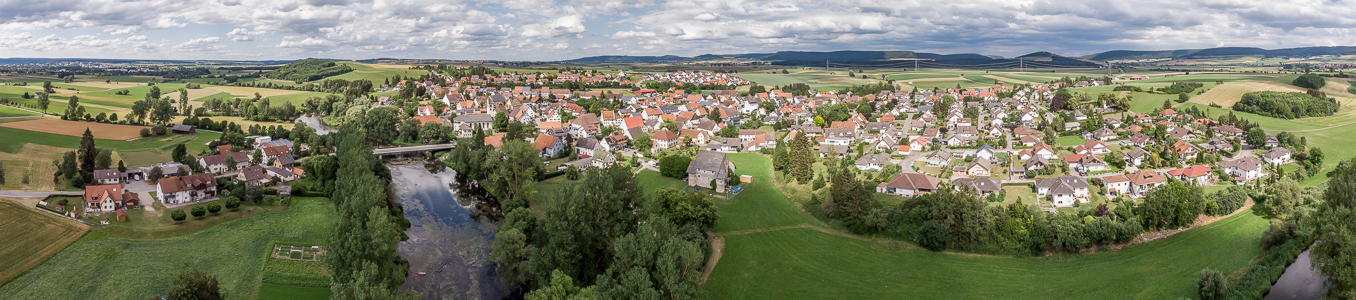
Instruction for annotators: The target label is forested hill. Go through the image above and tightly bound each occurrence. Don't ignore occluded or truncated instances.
[564,50,1100,68]
[264,58,355,82]
[1082,46,1356,61]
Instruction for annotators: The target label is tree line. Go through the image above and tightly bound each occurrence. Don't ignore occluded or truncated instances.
[1233,91,1338,119]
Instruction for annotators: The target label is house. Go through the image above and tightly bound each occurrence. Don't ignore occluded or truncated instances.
[925,150,950,167]
[171,124,196,134]
[1167,165,1214,186]
[1169,127,1195,140]
[84,185,140,214]
[963,157,993,177]
[1262,147,1292,165]
[575,137,599,157]
[1126,170,1167,197]
[1075,139,1110,154]
[453,114,494,131]
[855,153,892,171]
[236,165,271,186]
[1034,176,1090,207]
[973,144,997,161]
[156,173,218,205]
[651,128,680,151]
[259,145,293,165]
[591,149,616,168]
[1102,175,1130,196]
[1124,147,1148,166]
[1024,156,1049,173]
[272,154,296,170]
[264,166,300,182]
[1219,157,1266,182]
[92,169,124,185]
[533,134,564,158]
[199,152,251,174]
[1032,142,1058,159]
[1214,125,1244,137]
[1172,140,1200,160]
[1078,154,1110,173]
[687,150,735,193]
[1086,127,1117,140]
[953,177,1001,196]
[876,173,942,196]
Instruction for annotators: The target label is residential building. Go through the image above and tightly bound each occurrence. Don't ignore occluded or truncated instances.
[876,173,942,197]
[157,173,219,205]
[1262,147,1292,165]
[687,150,735,192]
[84,185,140,214]
[1034,176,1090,207]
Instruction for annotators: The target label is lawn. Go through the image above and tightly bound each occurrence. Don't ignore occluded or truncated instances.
[1175,103,1323,131]
[1054,135,1085,147]
[258,283,331,300]
[635,169,689,196]
[0,197,334,300]
[0,200,90,287]
[90,200,291,239]
[704,154,1272,299]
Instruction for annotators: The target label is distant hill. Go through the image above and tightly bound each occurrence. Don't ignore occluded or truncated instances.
[1082,46,1356,61]
[561,50,1092,67]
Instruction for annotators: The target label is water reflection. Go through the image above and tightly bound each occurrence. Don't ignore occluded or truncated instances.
[294,113,338,135]
[1264,245,1326,300]
[391,162,505,300]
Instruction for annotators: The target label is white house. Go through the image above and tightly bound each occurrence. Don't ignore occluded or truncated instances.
[1262,147,1292,165]
[156,173,219,205]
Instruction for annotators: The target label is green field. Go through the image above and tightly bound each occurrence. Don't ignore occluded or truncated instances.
[1176,103,1324,131]
[0,200,90,287]
[1054,135,1086,147]
[703,154,1271,299]
[0,126,220,154]
[0,197,334,300]
[0,105,38,117]
[90,200,291,239]
[258,283,331,300]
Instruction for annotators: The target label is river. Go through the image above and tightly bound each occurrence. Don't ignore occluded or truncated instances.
[390,162,506,300]
[294,114,338,135]
[1264,246,1326,300]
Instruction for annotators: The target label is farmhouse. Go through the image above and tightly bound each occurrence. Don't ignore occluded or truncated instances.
[92,169,124,185]
[84,185,140,214]
[157,173,219,205]
[687,150,735,193]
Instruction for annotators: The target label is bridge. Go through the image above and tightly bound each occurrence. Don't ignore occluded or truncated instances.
[372,142,456,159]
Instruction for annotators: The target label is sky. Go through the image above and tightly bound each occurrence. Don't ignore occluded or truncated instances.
[1,0,1355,61]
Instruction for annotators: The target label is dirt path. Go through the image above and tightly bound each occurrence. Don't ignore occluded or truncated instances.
[700,232,724,283]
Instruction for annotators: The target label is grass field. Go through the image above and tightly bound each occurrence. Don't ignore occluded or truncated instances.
[0,200,90,287]
[0,143,75,191]
[0,105,38,117]
[0,119,149,140]
[91,201,291,239]
[1190,80,1306,107]
[703,154,1272,299]
[1175,103,1323,131]
[0,126,219,154]
[258,283,331,300]
[1054,135,1086,147]
[0,197,334,300]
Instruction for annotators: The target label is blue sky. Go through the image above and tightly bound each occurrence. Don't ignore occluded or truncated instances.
[1,0,1353,61]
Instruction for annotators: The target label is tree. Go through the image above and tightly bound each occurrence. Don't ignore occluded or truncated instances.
[167,269,221,300]
[651,188,719,229]
[658,155,692,179]
[252,149,262,164]
[148,167,164,183]
[1245,127,1267,146]
[64,95,81,120]
[151,99,175,124]
[171,209,187,221]
[1263,178,1303,217]
[207,202,221,213]
[526,270,596,300]
[223,155,237,172]
[0,161,5,186]
[78,128,97,178]
[1197,268,1226,300]
[1161,99,1172,110]
[224,196,240,210]
[191,206,207,217]
[37,91,50,113]
[490,140,542,204]
[362,107,401,143]
[1310,147,1325,166]
[173,144,188,162]
[821,166,877,231]
[1313,158,1356,299]
[914,221,948,251]
[1293,73,1327,89]
[789,133,814,183]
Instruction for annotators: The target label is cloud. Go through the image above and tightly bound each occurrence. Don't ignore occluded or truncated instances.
[173,37,226,52]
[1,0,1355,60]
[226,28,263,42]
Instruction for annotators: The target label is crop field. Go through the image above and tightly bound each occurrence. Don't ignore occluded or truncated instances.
[1190,80,1308,107]
[0,197,335,300]
[0,200,90,287]
[703,154,1270,299]
[0,126,219,154]
[0,143,71,191]
[0,119,149,140]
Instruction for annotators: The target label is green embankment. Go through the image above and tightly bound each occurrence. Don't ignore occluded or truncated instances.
[702,153,1270,299]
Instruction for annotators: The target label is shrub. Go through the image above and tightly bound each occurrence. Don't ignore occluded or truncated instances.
[1197,268,1226,300]
[659,155,693,179]
[224,196,241,210]
[913,221,948,251]
[812,176,826,190]
[139,128,151,137]
[151,124,167,136]
[1160,82,1204,94]
[207,202,221,213]
[171,209,187,221]
[265,196,280,205]
[1292,74,1326,89]
[191,206,206,217]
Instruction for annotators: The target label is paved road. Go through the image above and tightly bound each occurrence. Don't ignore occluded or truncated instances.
[0,191,84,197]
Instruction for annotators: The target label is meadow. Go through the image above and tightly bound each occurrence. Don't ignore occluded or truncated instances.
[0,197,335,300]
[701,154,1270,299]
[0,105,38,117]
[0,126,219,154]
[0,200,90,287]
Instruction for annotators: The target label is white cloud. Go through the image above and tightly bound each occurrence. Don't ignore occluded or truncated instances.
[173,37,226,52]
[226,28,263,42]
[611,30,655,38]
